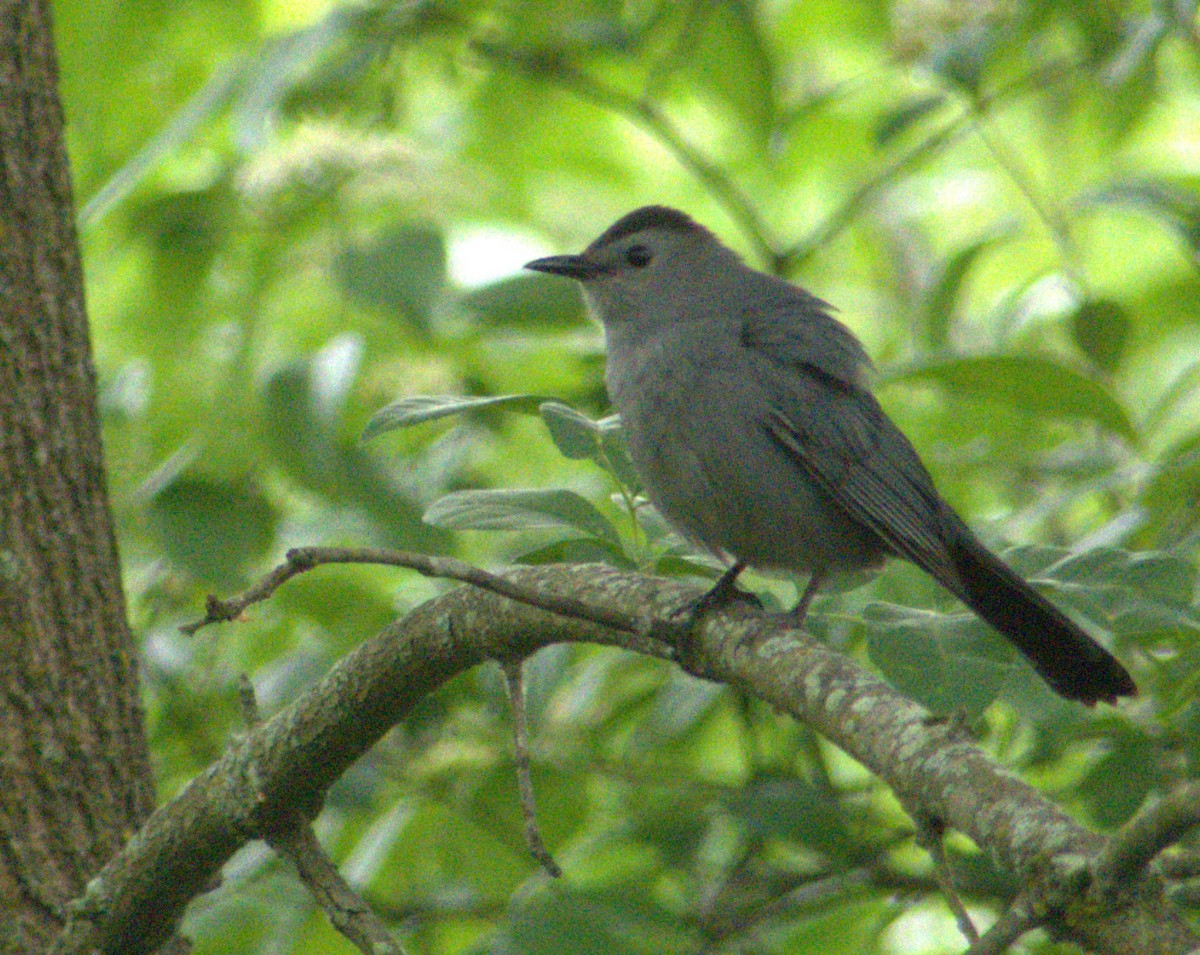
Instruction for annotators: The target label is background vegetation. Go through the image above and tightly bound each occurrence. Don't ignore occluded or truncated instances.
[56,0,1200,951]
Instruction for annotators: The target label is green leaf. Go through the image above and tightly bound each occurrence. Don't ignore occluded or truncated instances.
[688,1,776,145]
[886,354,1139,443]
[1071,298,1131,375]
[728,774,851,857]
[864,603,1017,717]
[263,364,443,549]
[424,488,621,545]
[80,66,244,226]
[926,21,997,95]
[362,393,547,442]
[540,400,604,460]
[875,94,947,147]
[1084,178,1200,255]
[501,889,672,955]
[149,477,276,586]
[334,224,446,326]
[463,272,589,328]
[1045,546,1199,633]
[919,233,1005,348]
[517,536,633,568]
[1077,725,1158,828]
[596,414,642,492]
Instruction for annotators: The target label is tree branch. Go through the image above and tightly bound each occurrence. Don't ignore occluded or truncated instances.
[499,657,562,878]
[183,546,673,661]
[51,564,1197,954]
[1094,782,1200,897]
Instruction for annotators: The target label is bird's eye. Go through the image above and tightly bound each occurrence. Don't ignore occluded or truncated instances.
[625,244,652,268]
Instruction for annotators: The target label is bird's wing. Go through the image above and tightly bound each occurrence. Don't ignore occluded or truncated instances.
[750,351,963,590]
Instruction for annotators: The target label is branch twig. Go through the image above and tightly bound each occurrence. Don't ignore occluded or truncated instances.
[1094,782,1200,899]
[964,889,1040,955]
[470,39,776,266]
[51,564,1200,953]
[241,674,406,955]
[267,821,406,955]
[499,658,562,877]
[914,814,979,944]
[182,546,674,662]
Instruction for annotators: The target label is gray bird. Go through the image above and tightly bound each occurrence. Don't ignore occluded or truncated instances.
[526,205,1136,705]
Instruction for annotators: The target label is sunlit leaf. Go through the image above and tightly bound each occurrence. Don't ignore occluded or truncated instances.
[1084,178,1200,255]
[920,233,1006,348]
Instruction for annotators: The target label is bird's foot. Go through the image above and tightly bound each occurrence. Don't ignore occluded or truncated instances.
[670,562,759,626]
[664,563,761,669]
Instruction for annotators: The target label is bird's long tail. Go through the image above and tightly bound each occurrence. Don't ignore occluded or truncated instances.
[945,532,1136,705]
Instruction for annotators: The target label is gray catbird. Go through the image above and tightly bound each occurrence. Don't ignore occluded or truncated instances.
[525,205,1136,705]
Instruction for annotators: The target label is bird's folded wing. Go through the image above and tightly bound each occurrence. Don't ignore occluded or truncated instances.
[755,358,963,590]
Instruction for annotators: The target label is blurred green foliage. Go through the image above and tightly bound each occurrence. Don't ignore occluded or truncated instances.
[62,0,1200,951]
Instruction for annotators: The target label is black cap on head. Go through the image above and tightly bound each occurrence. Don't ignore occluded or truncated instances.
[525,206,711,281]
[588,205,702,251]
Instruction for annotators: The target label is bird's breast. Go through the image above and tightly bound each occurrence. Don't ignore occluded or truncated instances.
[604,330,885,574]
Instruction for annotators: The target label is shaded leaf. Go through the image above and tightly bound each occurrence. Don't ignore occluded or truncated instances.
[149,477,276,586]
[540,400,603,460]
[926,22,997,95]
[864,603,1017,717]
[517,536,634,568]
[424,488,621,545]
[875,94,947,146]
[596,415,642,493]
[463,272,589,328]
[1046,546,1200,633]
[334,224,446,326]
[500,888,679,955]
[263,364,443,549]
[1070,298,1131,374]
[727,774,852,857]
[1077,725,1158,828]
[887,354,1139,443]
[362,393,547,441]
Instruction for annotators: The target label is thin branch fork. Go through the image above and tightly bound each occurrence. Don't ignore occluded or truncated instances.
[238,675,406,955]
[183,546,673,662]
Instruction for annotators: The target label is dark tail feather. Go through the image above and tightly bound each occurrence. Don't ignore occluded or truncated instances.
[946,534,1136,705]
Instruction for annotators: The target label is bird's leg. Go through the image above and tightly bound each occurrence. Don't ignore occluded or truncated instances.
[789,569,826,629]
[666,559,755,628]
[678,561,761,619]
[667,561,756,669]
[696,559,748,611]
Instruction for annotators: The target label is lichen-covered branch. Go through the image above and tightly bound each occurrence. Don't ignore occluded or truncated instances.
[51,563,1197,954]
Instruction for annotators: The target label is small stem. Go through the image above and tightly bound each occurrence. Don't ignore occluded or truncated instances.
[500,658,562,878]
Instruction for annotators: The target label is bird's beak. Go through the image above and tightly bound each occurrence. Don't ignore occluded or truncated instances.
[524,254,604,281]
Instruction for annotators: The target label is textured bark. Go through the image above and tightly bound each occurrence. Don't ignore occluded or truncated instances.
[0,0,155,950]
